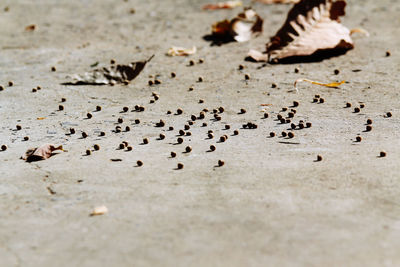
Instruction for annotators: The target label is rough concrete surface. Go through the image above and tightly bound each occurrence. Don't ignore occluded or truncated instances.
[1,0,400,266]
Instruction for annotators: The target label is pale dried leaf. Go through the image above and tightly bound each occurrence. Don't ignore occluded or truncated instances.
[294,78,345,92]
[249,0,353,62]
[254,0,300,4]
[63,56,153,85]
[22,144,64,162]
[167,46,197,56]
[90,205,108,216]
[203,0,243,10]
[211,8,263,43]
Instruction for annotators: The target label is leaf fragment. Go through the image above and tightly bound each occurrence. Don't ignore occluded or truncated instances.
[167,46,197,56]
[294,78,345,92]
[203,0,243,10]
[22,144,64,162]
[253,0,300,4]
[90,205,108,216]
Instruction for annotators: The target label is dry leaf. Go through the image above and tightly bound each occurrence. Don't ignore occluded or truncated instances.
[203,0,243,10]
[25,24,36,31]
[22,144,64,162]
[211,8,263,43]
[294,78,345,92]
[63,55,153,85]
[167,46,197,56]
[249,0,353,63]
[253,0,300,4]
[90,205,108,216]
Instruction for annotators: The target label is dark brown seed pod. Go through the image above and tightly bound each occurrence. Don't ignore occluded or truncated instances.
[61,97,66,102]
[58,105,64,111]
[198,99,205,104]
[82,132,88,138]
[86,149,91,155]
[185,146,192,153]
[208,133,214,139]
[286,119,291,123]
[176,108,183,115]
[96,105,102,111]
[203,108,209,112]
[298,123,304,129]
[126,146,132,151]
[23,136,29,141]
[118,118,123,123]
[100,131,105,136]
[219,136,226,142]
[198,77,203,82]
[191,115,197,121]
[199,58,204,63]
[386,112,392,117]
[125,126,130,132]
[365,125,372,132]
[313,98,318,103]
[51,67,56,72]
[184,124,191,130]
[186,132,192,136]
[354,107,360,113]
[334,69,340,75]
[366,119,373,125]
[167,110,172,115]
[134,105,140,111]
[359,103,365,109]
[239,108,246,114]
[291,109,297,114]
[16,125,22,130]
[218,160,224,167]
[110,59,115,64]
[70,128,76,134]
[0,85,4,91]
[346,102,352,108]
[148,80,153,86]
[177,137,183,144]
[238,64,244,70]
[288,132,294,138]
[380,151,386,157]
[171,152,176,158]
[281,131,287,137]
[189,60,195,66]
[314,95,320,98]
[316,155,322,161]
[137,160,143,167]
[198,112,205,119]
[215,116,221,121]
[158,120,165,127]
[386,51,391,57]
[179,130,185,136]
[356,136,362,142]
[210,145,216,151]
[271,83,277,88]
[244,74,250,80]
[188,87,194,91]
[1,145,7,151]
[93,144,100,151]
[188,121,194,126]
[135,119,140,124]
[177,163,184,169]
[122,141,128,147]
[280,118,286,124]
[208,130,213,134]
[294,67,299,73]
[171,72,176,78]
[319,98,325,104]
[115,126,121,133]
[202,122,208,127]
[123,106,129,112]
[87,113,92,119]
[291,123,296,129]
[159,133,165,140]
[169,126,174,131]
[218,107,225,113]
[269,132,276,137]
[288,112,294,118]
[119,143,125,149]
[277,114,283,120]
[32,88,37,92]
[143,138,149,144]
[225,124,230,130]
[292,101,299,107]
[306,122,312,128]
[139,106,145,112]
[154,79,161,85]
[263,113,269,119]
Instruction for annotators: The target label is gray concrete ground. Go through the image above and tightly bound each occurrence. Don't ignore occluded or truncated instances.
[1,0,400,266]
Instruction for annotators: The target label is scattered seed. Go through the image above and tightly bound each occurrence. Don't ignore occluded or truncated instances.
[0,86,3,91]
[179,130,185,136]
[122,141,128,147]
[185,146,192,153]
[218,160,225,167]
[271,83,277,88]
[316,155,322,161]
[346,102,352,108]
[154,79,161,84]
[51,67,56,72]
[280,118,286,124]
[306,122,312,128]
[16,125,22,130]
[122,106,129,112]
[82,132,88,138]
[199,58,204,64]
[189,60,195,66]
[356,136,362,142]
[23,136,29,141]
[365,125,372,132]
[208,133,214,139]
[239,108,246,114]
[1,145,7,151]
[86,149,91,155]
[202,122,208,127]
[177,137,183,144]
[70,128,76,134]
[177,108,183,115]
[186,132,192,136]
[291,123,296,129]
[148,80,153,86]
[244,74,250,80]
[386,51,391,57]
[313,98,318,103]
[210,145,216,151]
[298,123,304,129]
[219,136,226,142]
[292,101,299,107]
[294,67,299,73]
[354,107,360,113]
[218,107,225,113]
[159,133,165,140]
[117,118,123,123]
[177,163,184,169]
[288,132,295,138]
[282,107,288,112]
[281,131,287,137]
[319,98,325,104]
[87,113,92,119]
[61,97,66,102]
[100,131,105,136]
[169,126,174,131]
[359,103,365,109]
[32,88,37,92]
[198,77,203,82]
[386,112,392,117]
[225,125,230,130]
[171,152,176,158]
[263,113,269,119]
[143,138,149,144]
[58,105,64,111]
[269,132,275,137]
[334,69,340,75]
[380,151,386,157]
[171,72,176,78]
[288,112,294,118]
[96,105,102,111]
[137,160,143,167]
[126,146,132,151]
[93,144,100,151]
[119,143,125,149]
[214,115,221,121]
[366,119,373,125]
[125,126,130,132]
[277,114,283,120]
[115,126,121,133]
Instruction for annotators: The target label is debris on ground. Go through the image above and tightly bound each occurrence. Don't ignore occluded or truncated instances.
[167,46,197,56]
[22,144,64,162]
[203,1,242,10]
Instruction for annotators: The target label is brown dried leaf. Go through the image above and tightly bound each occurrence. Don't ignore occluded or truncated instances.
[22,144,64,162]
[249,0,353,62]
[63,55,154,85]
[211,8,263,43]
[294,78,345,92]
[203,0,243,10]
[254,0,300,4]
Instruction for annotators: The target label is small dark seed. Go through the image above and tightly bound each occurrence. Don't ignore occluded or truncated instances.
[125,126,130,132]
[177,108,183,115]
[386,51,391,57]
[294,67,299,73]
[93,144,100,151]
[199,99,204,104]
[58,105,64,111]
[191,115,197,121]
[32,88,37,92]
[126,146,132,151]
[263,113,269,118]
[143,138,149,144]
[346,102,352,108]
[137,160,143,167]
[159,133,165,140]
[271,83,277,88]
[286,119,291,123]
[100,131,105,136]
[154,79,161,84]
[171,72,176,78]
[0,86,3,91]
[70,128,75,134]
[122,141,128,147]
[135,119,140,124]
[244,74,250,80]
[61,98,66,102]
[316,155,322,161]
[306,122,312,128]
[233,130,239,135]
[188,121,194,125]
[115,126,121,133]
[186,132,192,136]
[319,98,325,104]
[198,77,203,82]
[177,163,184,169]
[299,123,304,129]
[315,95,320,98]
[210,145,216,151]
[123,106,129,112]
[119,143,125,149]
[177,137,183,144]
[219,136,226,142]
[218,160,224,167]
[82,132,88,138]
[179,130,185,136]
[167,110,172,114]
[313,98,318,103]
[288,132,294,138]
[198,58,204,64]
[1,145,7,151]
[360,103,365,109]
[269,132,276,137]
[169,126,174,131]
[140,106,145,112]
[225,125,230,130]
[110,59,115,64]
[280,118,286,124]
[215,116,221,121]
[184,124,190,130]
[288,112,294,118]
[367,119,373,125]
[188,87,194,91]
[281,131,287,137]
[24,136,29,141]
[87,113,92,119]
[380,151,386,157]
[291,123,296,129]
[356,136,362,142]
[218,107,225,113]
[238,64,244,70]
[202,122,207,127]
[185,146,192,153]
[148,80,153,86]
[96,105,102,111]
[51,67,56,72]
[366,125,372,132]
[293,101,299,107]
[171,152,176,158]
[282,107,288,112]
[86,150,91,156]
[189,60,195,66]
[386,112,392,117]
[240,108,246,114]
[334,69,340,75]
[16,125,22,130]
[208,133,214,139]
[354,107,360,113]
[118,118,123,123]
